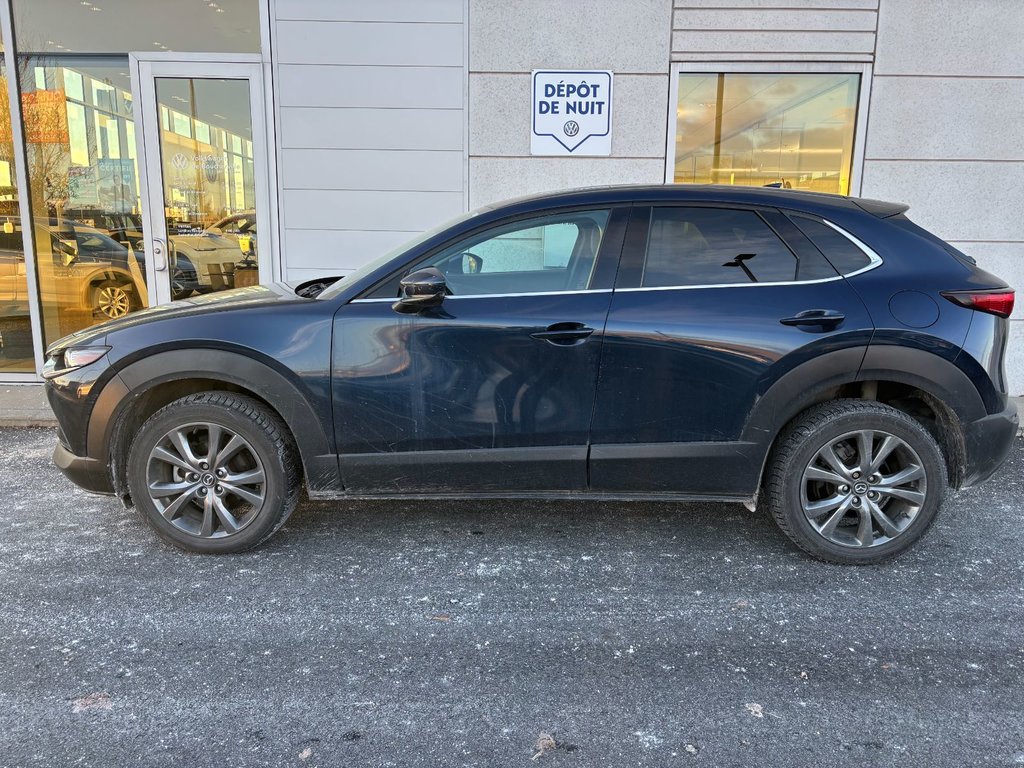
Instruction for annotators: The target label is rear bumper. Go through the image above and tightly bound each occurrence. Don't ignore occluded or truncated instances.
[962,399,1019,487]
[53,441,115,495]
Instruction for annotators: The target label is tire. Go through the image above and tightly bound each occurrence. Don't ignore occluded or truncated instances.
[764,399,947,565]
[171,267,194,300]
[92,280,137,319]
[126,392,301,554]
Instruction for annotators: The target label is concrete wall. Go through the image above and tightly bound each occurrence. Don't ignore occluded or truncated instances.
[861,0,1024,394]
[466,0,672,208]
[272,0,467,283]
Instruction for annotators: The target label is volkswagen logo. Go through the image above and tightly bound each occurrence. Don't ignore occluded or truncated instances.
[171,152,189,171]
[563,120,580,137]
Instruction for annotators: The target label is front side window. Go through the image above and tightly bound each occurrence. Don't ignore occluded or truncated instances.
[415,210,611,296]
[642,207,802,288]
[673,72,860,195]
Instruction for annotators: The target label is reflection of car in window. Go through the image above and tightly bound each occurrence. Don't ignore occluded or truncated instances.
[0,218,148,322]
[169,211,257,298]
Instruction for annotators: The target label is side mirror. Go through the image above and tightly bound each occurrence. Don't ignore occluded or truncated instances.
[393,267,447,314]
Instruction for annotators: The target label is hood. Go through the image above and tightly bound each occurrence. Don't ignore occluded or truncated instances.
[46,282,308,355]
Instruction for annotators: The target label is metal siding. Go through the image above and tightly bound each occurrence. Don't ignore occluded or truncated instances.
[274,0,465,278]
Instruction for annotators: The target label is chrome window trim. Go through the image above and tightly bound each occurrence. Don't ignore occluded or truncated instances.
[618,216,883,293]
[819,218,884,276]
[351,288,613,303]
[349,217,883,301]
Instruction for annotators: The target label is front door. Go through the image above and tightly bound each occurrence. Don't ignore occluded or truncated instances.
[132,57,272,306]
[332,207,628,493]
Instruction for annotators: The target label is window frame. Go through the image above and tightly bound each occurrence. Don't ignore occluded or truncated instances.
[665,62,873,197]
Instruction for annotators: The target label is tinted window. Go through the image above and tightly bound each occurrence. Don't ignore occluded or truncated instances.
[414,210,611,296]
[791,215,872,274]
[642,207,798,287]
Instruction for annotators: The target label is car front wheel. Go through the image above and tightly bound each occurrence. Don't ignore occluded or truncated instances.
[765,399,947,564]
[126,392,300,553]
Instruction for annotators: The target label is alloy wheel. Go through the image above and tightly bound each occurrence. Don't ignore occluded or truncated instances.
[96,285,132,318]
[145,422,267,539]
[800,429,927,549]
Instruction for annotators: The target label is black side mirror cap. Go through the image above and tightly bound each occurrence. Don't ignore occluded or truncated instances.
[393,267,448,314]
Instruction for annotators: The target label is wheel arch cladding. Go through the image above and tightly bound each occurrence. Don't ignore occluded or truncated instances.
[93,349,339,498]
[744,345,977,490]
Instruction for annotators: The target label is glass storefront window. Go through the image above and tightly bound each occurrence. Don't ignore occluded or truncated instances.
[18,55,148,346]
[673,72,860,195]
[14,0,260,54]
[0,41,34,371]
[154,77,260,298]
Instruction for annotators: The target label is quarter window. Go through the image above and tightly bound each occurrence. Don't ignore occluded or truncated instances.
[642,207,801,287]
[414,210,611,296]
[791,215,872,274]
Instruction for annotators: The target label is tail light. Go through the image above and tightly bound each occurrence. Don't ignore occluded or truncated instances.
[941,289,1015,318]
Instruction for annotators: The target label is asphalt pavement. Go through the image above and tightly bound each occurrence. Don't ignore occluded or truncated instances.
[1,427,1022,767]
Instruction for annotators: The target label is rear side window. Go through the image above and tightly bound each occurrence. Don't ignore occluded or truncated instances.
[791,215,872,274]
[642,207,799,287]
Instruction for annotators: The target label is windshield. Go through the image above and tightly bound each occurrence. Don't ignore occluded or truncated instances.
[316,206,489,300]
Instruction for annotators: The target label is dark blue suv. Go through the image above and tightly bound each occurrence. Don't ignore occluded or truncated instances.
[43,185,1017,563]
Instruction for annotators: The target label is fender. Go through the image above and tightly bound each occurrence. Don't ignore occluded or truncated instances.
[741,346,869,447]
[742,344,986,447]
[88,348,341,494]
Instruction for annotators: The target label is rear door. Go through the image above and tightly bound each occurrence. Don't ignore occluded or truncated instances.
[332,206,628,493]
[589,204,874,496]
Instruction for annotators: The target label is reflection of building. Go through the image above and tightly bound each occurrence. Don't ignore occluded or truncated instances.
[0,0,1021,395]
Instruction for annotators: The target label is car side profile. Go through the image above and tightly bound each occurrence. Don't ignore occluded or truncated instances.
[43,185,1017,563]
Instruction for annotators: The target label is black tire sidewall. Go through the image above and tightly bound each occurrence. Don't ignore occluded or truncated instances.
[127,399,290,554]
[774,405,947,564]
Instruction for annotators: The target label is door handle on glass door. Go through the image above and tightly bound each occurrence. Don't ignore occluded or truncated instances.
[779,309,845,330]
[152,238,167,271]
[530,322,595,345]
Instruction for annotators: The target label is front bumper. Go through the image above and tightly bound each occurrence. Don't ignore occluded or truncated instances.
[53,441,115,495]
[962,399,1019,487]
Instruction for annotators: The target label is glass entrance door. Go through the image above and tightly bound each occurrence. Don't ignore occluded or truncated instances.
[133,59,270,305]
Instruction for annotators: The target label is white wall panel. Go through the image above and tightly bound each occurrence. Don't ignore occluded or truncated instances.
[676,0,877,7]
[273,0,466,278]
[867,77,1024,161]
[672,30,875,56]
[469,158,665,208]
[284,229,420,272]
[281,108,464,151]
[282,149,464,192]
[470,0,672,74]
[278,65,463,109]
[276,0,462,23]
[678,8,876,31]
[875,0,1024,76]
[276,21,463,67]
[861,160,1024,243]
[284,190,464,232]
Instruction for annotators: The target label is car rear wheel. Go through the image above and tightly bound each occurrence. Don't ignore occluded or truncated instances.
[127,392,300,553]
[765,399,947,564]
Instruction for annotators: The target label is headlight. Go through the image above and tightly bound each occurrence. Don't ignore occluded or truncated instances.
[43,346,110,379]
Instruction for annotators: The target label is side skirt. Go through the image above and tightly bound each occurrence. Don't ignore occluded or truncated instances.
[306,489,755,504]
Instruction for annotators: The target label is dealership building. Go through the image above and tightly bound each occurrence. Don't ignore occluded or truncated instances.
[0,0,1020,393]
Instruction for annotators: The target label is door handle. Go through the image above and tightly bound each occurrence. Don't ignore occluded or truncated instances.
[779,309,845,330]
[530,322,595,345]
[152,238,168,272]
